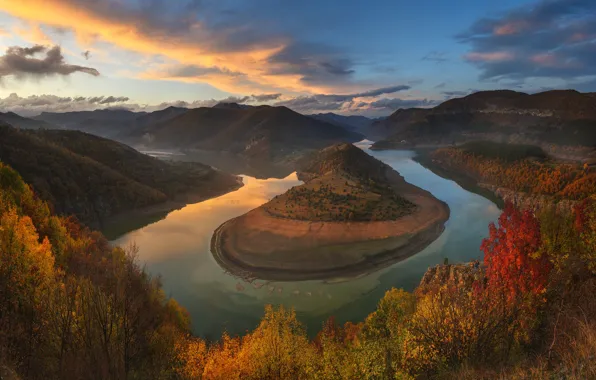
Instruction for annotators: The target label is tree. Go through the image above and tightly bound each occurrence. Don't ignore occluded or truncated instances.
[480,203,551,341]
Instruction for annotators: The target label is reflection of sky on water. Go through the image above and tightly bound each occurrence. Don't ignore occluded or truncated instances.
[114,148,501,337]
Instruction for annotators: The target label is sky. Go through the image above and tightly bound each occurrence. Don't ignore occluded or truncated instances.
[0,0,594,117]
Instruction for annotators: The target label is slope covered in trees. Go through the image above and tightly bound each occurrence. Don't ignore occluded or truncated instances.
[2,159,596,378]
[0,125,240,228]
[129,105,364,161]
[430,141,595,201]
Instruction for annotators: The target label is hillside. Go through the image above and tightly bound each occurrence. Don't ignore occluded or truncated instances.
[34,109,144,138]
[268,143,417,222]
[0,125,241,228]
[427,141,595,209]
[0,111,60,130]
[211,143,449,280]
[131,105,364,161]
[371,90,596,153]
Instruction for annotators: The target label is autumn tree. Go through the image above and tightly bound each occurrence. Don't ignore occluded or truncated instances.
[481,203,551,341]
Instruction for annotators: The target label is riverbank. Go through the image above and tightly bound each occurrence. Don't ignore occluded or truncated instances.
[412,149,505,209]
[210,171,449,281]
[102,173,244,239]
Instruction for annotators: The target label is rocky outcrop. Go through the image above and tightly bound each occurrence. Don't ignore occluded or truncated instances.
[417,262,484,294]
[481,185,577,213]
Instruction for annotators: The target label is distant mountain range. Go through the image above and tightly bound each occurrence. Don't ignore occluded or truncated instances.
[19,89,596,165]
[0,111,60,130]
[371,90,596,152]
[309,113,377,132]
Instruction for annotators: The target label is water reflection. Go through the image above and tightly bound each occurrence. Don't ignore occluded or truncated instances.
[114,148,500,337]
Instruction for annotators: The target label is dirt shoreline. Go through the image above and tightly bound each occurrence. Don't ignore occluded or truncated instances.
[210,173,450,281]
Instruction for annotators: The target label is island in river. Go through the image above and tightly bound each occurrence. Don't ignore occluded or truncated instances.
[211,143,450,281]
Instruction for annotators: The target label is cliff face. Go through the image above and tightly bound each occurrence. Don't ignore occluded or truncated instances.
[417,263,484,294]
[481,185,577,214]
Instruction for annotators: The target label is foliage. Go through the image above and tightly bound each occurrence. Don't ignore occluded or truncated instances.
[481,203,551,342]
[0,126,238,228]
[432,145,594,200]
[460,141,547,163]
[3,156,596,379]
[0,161,189,379]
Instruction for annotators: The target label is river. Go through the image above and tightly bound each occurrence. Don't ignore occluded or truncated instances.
[113,143,500,338]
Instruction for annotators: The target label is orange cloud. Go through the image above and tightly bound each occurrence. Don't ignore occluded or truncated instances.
[465,51,514,62]
[0,0,326,94]
[13,22,53,45]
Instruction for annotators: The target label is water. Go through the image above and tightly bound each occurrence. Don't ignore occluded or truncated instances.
[113,145,500,338]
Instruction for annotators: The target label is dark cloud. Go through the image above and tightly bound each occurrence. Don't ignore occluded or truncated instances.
[368,98,437,110]
[266,42,357,86]
[250,93,282,102]
[82,50,91,60]
[0,45,99,79]
[441,89,481,99]
[161,64,236,78]
[434,82,446,89]
[442,90,469,97]
[422,51,448,64]
[217,95,251,104]
[459,0,596,83]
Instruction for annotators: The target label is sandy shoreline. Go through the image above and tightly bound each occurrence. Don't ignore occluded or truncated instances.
[210,173,450,281]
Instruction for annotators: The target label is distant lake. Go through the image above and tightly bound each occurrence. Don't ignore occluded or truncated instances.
[113,143,500,338]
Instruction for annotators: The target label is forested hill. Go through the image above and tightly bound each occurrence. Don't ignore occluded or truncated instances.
[0,125,240,228]
[297,143,394,183]
[129,105,364,161]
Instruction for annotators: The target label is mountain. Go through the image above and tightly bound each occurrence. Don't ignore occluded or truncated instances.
[132,105,364,162]
[34,109,144,138]
[213,102,253,110]
[309,113,373,132]
[0,124,241,228]
[0,111,60,130]
[34,107,190,141]
[371,90,596,152]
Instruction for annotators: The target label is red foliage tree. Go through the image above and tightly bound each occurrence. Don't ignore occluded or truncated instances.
[481,203,551,304]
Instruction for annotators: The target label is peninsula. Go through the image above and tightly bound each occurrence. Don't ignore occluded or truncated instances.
[211,143,450,280]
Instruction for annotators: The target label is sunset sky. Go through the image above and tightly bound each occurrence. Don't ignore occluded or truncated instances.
[0,0,594,116]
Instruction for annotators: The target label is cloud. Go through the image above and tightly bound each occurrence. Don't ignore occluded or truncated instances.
[422,51,448,64]
[273,85,412,111]
[0,44,100,79]
[367,98,437,110]
[82,50,91,60]
[250,93,282,102]
[0,84,425,118]
[434,82,446,89]
[459,0,596,83]
[441,89,481,99]
[0,0,368,94]
[0,93,129,116]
